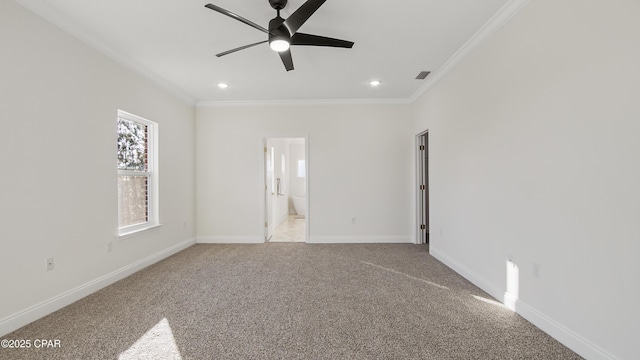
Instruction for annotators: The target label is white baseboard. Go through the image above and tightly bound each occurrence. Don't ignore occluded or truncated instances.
[430,247,619,360]
[196,236,413,244]
[196,236,264,244]
[307,236,413,244]
[514,297,620,360]
[0,238,195,337]
[430,247,503,301]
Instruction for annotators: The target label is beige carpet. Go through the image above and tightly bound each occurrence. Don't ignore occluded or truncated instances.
[2,244,582,359]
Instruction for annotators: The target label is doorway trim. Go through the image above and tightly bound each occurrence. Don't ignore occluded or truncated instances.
[415,130,429,244]
[263,135,309,243]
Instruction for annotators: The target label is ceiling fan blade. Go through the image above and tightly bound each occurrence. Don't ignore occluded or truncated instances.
[278,49,294,71]
[283,0,326,35]
[291,33,354,48]
[216,40,268,57]
[205,3,270,34]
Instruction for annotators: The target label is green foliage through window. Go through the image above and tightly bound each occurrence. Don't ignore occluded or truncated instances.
[117,118,147,171]
[117,113,153,230]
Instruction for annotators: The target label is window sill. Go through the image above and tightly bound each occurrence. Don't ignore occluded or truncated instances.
[118,224,162,240]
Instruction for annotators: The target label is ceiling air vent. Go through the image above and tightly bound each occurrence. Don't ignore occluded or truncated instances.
[415,71,431,80]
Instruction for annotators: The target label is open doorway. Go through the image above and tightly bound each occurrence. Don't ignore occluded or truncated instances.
[264,137,307,242]
[416,131,429,244]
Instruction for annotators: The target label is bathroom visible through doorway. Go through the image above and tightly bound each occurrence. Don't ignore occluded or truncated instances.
[264,137,307,242]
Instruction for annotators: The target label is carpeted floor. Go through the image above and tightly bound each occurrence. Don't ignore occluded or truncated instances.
[1,244,582,359]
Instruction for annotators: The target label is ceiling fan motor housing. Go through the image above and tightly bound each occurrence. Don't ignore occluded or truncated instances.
[268,16,290,50]
[269,0,287,10]
[269,17,289,35]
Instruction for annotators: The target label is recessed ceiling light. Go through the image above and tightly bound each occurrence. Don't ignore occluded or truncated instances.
[370,80,381,87]
[218,83,228,89]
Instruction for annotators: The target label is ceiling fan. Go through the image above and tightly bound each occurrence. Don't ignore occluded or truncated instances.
[205,0,354,71]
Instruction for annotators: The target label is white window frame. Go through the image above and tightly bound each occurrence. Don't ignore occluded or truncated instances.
[117,110,160,237]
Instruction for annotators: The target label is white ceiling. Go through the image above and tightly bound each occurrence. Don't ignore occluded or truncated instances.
[16,0,512,103]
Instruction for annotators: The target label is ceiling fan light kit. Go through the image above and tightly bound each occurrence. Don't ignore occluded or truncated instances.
[205,0,354,71]
[269,39,290,52]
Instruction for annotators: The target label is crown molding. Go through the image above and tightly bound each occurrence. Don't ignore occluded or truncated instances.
[13,0,196,106]
[198,0,531,107]
[196,97,412,108]
[409,0,532,103]
[14,0,529,107]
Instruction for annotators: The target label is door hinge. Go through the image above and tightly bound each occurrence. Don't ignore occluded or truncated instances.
[420,224,426,230]
[265,222,268,227]
[419,145,425,151]
[264,147,267,153]
[419,184,425,190]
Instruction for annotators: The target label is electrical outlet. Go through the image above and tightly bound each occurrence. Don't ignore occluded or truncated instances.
[532,263,541,278]
[46,257,54,271]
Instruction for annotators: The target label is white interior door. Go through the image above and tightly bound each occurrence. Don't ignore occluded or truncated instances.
[265,144,274,241]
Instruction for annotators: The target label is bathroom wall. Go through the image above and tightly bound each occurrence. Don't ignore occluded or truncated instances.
[288,139,306,214]
[267,138,291,229]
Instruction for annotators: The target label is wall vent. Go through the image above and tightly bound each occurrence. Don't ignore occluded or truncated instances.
[415,71,431,80]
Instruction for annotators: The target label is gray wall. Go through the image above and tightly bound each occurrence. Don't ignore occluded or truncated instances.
[0,0,196,335]
[196,104,415,244]
[412,0,639,359]
[2,0,638,358]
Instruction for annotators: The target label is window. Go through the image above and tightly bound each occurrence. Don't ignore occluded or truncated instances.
[117,110,158,236]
